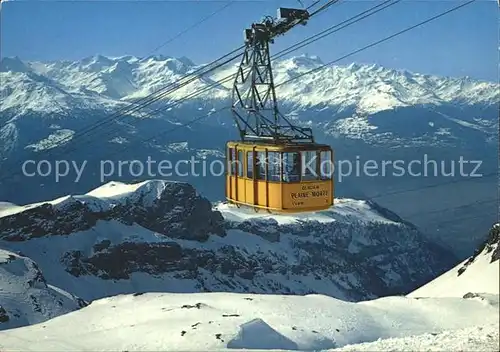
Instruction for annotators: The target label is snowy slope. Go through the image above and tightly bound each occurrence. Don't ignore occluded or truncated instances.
[408,223,499,298]
[0,249,87,331]
[0,291,497,351]
[0,180,454,303]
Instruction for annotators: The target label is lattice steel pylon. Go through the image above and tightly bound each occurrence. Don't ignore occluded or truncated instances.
[231,8,314,143]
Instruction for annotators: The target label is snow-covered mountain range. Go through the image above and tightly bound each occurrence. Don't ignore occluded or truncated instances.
[409,223,499,298]
[0,54,497,259]
[0,180,455,330]
[1,54,498,115]
[1,53,497,161]
[1,290,498,351]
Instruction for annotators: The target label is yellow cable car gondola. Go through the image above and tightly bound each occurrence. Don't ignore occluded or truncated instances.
[225,7,334,213]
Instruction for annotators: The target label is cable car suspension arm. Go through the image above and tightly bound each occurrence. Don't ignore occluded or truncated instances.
[231,7,316,142]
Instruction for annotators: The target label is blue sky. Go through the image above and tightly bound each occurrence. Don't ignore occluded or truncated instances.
[1,0,498,81]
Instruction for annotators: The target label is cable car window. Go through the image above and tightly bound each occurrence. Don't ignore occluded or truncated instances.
[267,152,281,181]
[247,151,254,178]
[255,151,266,180]
[301,150,318,181]
[282,152,300,182]
[237,150,244,176]
[320,150,332,180]
[228,148,236,175]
